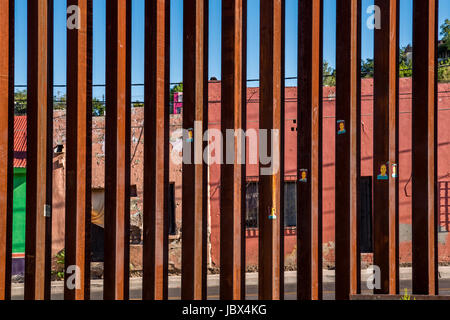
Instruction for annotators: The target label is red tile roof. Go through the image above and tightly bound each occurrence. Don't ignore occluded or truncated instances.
[14,116,27,168]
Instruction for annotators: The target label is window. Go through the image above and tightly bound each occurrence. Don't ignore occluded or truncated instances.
[359,177,373,253]
[245,182,259,228]
[245,181,297,228]
[439,181,450,233]
[168,183,177,235]
[284,182,297,227]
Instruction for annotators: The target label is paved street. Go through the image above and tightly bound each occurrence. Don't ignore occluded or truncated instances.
[11,269,450,300]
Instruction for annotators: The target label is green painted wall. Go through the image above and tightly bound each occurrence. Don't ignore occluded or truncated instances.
[12,168,26,254]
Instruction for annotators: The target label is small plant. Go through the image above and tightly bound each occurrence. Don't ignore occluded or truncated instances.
[401,288,416,300]
[52,249,65,280]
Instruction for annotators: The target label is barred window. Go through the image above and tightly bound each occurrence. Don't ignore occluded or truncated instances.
[245,181,297,228]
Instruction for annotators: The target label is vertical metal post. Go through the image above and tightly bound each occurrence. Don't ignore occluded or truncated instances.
[202,0,209,301]
[335,0,361,300]
[84,0,93,300]
[239,0,248,300]
[221,0,245,300]
[65,0,92,300]
[259,0,283,300]
[297,0,323,301]
[104,0,131,300]
[0,0,14,301]
[241,0,247,300]
[182,0,208,300]
[44,0,54,301]
[143,0,170,300]
[412,0,438,296]
[279,0,286,300]
[373,0,399,295]
[25,0,51,300]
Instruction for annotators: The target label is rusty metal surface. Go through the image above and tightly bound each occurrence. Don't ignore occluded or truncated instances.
[84,0,93,300]
[240,0,247,300]
[182,0,208,300]
[201,0,209,301]
[104,0,131,300]
[65,0,92,300]
[259,0,283,300]
[335,0,361,300]
[279,0,286,301]
[44,0,54,301]
[143,0,170,301]
[297,0,323,301]
[373,0,399,295]
[220,0,245,300]
[411,0,438,296]
[0,0,14,301]
[25,0,50,300]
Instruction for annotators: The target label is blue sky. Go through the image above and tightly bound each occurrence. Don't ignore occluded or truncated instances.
[13,0,450,100]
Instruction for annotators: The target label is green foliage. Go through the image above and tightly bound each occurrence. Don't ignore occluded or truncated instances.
[14,90,107,116]
[132,101,144,108]
[440,19,450,51]
[92,97,105,116]
[14,90,27,115]
[170,83,183,102]
[438,58,450,82]
[360,47,413,79]
[323,61,336,87]
[52,249,65,281]
[398,46,413,78]
[361,58,374,78]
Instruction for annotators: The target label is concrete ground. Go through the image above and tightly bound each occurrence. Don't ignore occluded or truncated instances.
[11,267,450,300]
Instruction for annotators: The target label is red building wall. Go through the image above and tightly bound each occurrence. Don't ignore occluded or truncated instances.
[207,78,450,268]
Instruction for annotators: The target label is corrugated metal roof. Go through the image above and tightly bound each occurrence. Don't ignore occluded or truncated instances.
[14,116,27,168]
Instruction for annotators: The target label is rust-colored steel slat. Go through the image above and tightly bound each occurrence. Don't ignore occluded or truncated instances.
[182,0,209,300]
[279,0,286,300]
[335,0,361,300]
[0,0,14,301]
[202,0,209,300]
[411,0,438,296]
[65,0,93,300]
[104,0,132,300]
[373,0,400,295]
[84,0,93,299]
[44,0,54,301]
[143,0,170,300]
[25,0,52,300]
[240,0,247,300]
[297,0,323,301]
[259,0,283,300]
[221,0,245,300]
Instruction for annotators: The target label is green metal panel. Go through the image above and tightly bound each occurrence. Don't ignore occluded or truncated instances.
[12,168,26,254]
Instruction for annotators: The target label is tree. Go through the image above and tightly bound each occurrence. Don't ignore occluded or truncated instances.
[322,61,336,87]
[132,101,144,108]
[54,91,66,110]
[92,97,105,116]
[438,58,450,82]
[14,90,27,115]
[170,83,183,103]
[440,19,450,51]
[398,46,412,78]
[361,58,374,78]
[358,47,413,79]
